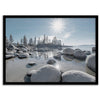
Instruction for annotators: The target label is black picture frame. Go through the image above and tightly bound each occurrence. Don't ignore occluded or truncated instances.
[3,15,98,85]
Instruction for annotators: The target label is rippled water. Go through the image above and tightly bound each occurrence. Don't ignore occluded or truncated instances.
[6,47,95,82]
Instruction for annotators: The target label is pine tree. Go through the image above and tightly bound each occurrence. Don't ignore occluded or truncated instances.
[20,38,23,44]
[29,38,33,46]
[23,35,27,46]
[9,34,14,43]
[34,37,36,45]
[6,36,9,47]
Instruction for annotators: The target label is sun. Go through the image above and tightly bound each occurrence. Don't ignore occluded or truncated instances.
[50,18,65,33]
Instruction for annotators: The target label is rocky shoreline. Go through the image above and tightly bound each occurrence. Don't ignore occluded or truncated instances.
[6,44,96,82]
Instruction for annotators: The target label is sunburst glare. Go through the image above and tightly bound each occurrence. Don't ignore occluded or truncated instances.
[50,18,65,33]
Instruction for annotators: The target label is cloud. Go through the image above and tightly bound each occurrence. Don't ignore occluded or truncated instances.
[64,32,71,39]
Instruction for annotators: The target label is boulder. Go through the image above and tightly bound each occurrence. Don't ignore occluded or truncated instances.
[63,48,74,55]
[74,50,86,60]
[18,53,29,59]
[31,65,61,82]
[62,70,95,82]
[86,54,95,72]
[28,62,36,66]
[47,59,56,65]
[84,51,91,55]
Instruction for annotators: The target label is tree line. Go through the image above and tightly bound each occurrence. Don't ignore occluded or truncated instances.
[6,34,62,47]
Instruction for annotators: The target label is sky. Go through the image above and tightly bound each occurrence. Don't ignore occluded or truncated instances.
[6,18,95,46]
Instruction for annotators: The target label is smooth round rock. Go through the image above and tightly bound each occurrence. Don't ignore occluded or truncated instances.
[62,70,95,82]
[86,54,95,72]
[47,59,56,64]
[63,48,74,55]
[31,65,61,82]
[74,50,86,60]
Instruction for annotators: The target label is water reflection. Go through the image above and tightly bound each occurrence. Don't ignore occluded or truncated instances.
[31,50,58,60]
[63,55,74,61]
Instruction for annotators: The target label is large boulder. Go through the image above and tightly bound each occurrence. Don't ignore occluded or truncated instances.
[86,54,95,72]
[31,65,61,82]
[63,48,74,55]
[47,59,56,65]
[62,70,95,82]
[74,50,86,60]
[18,53,29,59]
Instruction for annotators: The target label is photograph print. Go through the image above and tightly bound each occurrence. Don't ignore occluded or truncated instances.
[3,15,98,84]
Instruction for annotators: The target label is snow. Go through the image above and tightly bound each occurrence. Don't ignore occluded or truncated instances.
[31,65,61,82]
[6,55,14,59]
[63,48,74,55]
[62,70,95,82]
[6,51,14,55]
[86,54,95,72]
[28,62,36,66]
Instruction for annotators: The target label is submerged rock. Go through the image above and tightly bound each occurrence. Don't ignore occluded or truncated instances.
[31,65,61,82]
[47,59,56,64]
[86,54,96,72]
[62,70,95,82]
[74,50,86,60]
[18,53,29,59]
[63,48,74,55]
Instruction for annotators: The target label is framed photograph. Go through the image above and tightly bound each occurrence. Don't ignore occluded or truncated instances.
[3,15,98,85]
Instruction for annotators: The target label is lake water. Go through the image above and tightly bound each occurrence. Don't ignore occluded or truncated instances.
[6,45,95,82]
